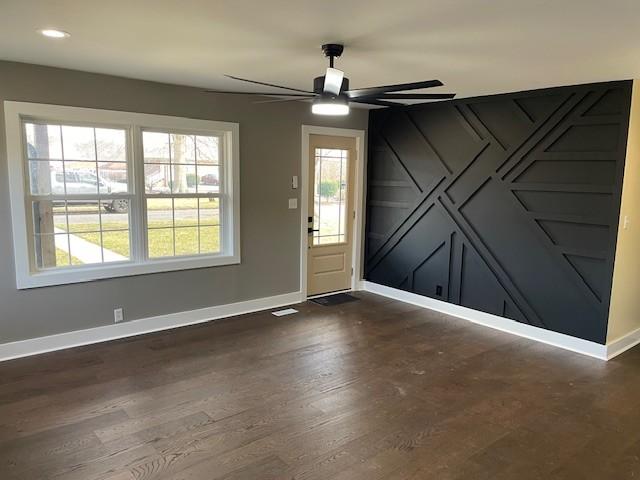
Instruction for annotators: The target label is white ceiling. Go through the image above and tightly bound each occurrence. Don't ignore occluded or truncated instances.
[1,0,639,101]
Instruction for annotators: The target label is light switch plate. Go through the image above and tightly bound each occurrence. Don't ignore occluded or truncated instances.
[288,198,298,209]
[292,176,298,189]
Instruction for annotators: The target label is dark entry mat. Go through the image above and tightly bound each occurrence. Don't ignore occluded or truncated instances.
[310,293,359,306]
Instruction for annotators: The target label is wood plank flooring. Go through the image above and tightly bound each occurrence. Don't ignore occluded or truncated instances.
[1,291,640,479]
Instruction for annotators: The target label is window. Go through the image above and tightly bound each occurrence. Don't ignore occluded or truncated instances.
[5,102,240,289]
[142,131,221,258]
[312,148,349,245]
[25,123,132,268]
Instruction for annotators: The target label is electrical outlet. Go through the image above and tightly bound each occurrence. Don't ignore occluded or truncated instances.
[288,198,298,209]
[114,308,124,323]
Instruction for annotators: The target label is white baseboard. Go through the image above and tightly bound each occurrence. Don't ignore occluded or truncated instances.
[0,291,303,362]
[606,326,640,360]
[361,281,611,360]
[4,282,637,363]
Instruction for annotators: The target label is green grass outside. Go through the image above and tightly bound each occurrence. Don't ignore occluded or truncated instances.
[56,197,218,214]
[55,220,220,260]
[55,248,83,266]
[49,198,220,265]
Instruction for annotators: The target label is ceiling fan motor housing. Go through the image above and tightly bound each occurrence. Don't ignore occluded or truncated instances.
[313,76,349,94]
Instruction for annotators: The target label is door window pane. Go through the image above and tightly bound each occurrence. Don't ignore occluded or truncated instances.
[312,148,348,245]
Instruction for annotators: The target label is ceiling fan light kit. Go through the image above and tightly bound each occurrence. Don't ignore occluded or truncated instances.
[312,94,350,116]
[208,43,456,115]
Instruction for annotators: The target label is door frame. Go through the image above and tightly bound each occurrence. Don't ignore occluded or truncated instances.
[300,125,366,299]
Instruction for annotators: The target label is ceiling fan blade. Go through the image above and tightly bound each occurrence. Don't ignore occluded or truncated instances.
[323,68,344,95]
[374,93,456,100]
[224,75,313,94]
[204,90,315,97]
[346,80,444,98]
[253,97,315,104]
[350,98,403,107]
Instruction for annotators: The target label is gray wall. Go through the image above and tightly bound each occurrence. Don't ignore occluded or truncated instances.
[0,61,368,344]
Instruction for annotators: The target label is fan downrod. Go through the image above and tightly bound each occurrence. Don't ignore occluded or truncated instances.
[322,43,344,68]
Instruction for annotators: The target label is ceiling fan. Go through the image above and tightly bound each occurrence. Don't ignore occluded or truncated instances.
[205,44,456,115]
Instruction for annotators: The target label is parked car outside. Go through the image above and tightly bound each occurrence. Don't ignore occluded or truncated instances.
[49,169,129,213]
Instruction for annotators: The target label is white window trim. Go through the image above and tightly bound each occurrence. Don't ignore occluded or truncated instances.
[4,101,240,289]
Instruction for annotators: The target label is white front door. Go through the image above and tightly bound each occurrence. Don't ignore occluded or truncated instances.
[306,134,356,296]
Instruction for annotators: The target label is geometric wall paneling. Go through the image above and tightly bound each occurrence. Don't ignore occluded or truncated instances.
[365,81,633,343]
[366,137,422,256]
[564,254,608,302]
[411,240,448,299]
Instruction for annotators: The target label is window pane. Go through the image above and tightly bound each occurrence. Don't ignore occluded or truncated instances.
[98,162,129,194]
[199,225,220,254]
[102,231,130,262]
[173,198,198,227]
[35,234,69,268]
[171,164,196,193]
[29,160,63,195]
[313,148,348,246]
[66,202,100,233]
[32,200,66,235]
[199,198,219,225]
[146,198,173,229]
[55,241,71,267]
[175,227,199,256]
[196,136,219,164]
[196,165,219,193]
[25,123,63,160]
[62,162,99,195]
[148,228,174,258]
[62,126,96,161]
[67,231,103,265]
[145,164,171,193]
[101,199,130,219]
[143,131,170,163]
[170,134,196,164]
[96,128,126,162]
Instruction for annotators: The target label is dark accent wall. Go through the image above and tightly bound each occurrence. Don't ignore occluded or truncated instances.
[364,81,633,344]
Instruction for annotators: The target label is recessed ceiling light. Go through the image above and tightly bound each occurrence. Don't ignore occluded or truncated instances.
[40,29,70,39]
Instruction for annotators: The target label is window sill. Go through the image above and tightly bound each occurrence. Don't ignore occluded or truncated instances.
[16,253,241,289]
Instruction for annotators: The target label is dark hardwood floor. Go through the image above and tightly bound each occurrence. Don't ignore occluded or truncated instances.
[1,291,640,479]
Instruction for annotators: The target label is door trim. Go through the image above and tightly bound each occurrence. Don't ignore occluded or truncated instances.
[300,125,366,299]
